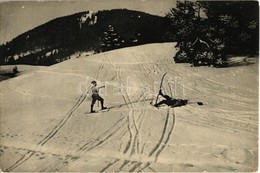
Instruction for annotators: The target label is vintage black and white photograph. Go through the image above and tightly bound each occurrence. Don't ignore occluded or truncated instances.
[0,0,258,172]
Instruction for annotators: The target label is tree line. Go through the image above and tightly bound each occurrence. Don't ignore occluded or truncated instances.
[167,1,258,67]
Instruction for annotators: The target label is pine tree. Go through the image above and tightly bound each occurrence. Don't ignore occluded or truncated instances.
[169,1,258,67]
[101,25,124,51]
[168,1,228,67]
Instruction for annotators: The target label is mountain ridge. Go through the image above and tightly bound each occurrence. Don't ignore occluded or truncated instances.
[0,9,173,66]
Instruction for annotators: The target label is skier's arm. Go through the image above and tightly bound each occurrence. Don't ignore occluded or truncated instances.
[98,86,105,89]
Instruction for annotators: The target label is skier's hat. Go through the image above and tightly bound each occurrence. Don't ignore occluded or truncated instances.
[91,80,97,84]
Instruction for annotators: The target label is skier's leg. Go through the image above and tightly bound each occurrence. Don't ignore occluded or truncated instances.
[161,94,172,101]
[91,96,97,112]
[159,90,172,100]
[154,100,167,107]
[96,95,106,109]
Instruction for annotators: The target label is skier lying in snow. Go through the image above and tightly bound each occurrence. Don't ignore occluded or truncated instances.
[90,80,107,113]
[154,89,188,108]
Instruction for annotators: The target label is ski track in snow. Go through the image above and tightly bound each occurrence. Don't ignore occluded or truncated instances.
[5,57,105,171]
[94,51,177,172]
[1,43,258,172]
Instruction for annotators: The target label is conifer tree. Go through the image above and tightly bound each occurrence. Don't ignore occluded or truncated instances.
[101,25,124,51]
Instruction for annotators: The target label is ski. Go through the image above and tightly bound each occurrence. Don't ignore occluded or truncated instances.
[154,72,167,105]
[85,108,110,114]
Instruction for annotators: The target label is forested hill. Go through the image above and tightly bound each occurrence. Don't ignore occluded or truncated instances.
[0,9,172,65]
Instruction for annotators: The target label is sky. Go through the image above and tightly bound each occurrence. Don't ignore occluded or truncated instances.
[0,0,177,45]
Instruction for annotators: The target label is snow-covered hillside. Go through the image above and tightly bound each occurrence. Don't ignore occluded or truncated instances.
[0,43,258,172]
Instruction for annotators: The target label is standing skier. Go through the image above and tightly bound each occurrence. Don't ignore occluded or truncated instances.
[90,80,107,113]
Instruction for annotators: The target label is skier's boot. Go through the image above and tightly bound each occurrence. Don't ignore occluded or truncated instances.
[101,100,107,110]
[101,106,107,110]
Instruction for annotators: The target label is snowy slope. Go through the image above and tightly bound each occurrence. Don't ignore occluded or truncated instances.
[0,43,258,172]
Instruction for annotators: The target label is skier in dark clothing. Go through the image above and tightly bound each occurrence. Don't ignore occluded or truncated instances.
[154,89,188,108]
[90,80,107,113]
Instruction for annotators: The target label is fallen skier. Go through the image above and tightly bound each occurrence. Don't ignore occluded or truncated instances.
[153,89,188,108]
